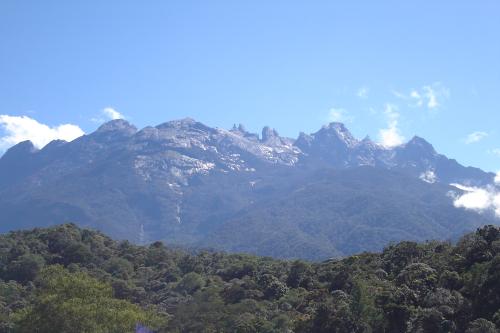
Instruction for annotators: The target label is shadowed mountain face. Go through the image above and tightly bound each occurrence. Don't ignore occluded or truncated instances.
[0,118,497,259]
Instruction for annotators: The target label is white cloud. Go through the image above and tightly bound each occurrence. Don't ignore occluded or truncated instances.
[357,87,369,99]
[91,107,125,124]
[378,104,404,147]
[328,108,351,123]
[451,183,500,217]
[451,184,492,210]
[465,131,489,144]
[0,115,84,151]
[102,107,124,120]
[495,171,500,185]
[391,90,406,99]
[420,170,437,184]
[379,126,404,148]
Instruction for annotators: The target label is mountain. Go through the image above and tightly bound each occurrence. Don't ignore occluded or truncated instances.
[0,118,497,259]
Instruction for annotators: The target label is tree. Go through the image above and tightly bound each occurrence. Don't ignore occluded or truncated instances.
[286,260,312,289]
[6,254,45,283]
[0,280,27,333]
[465,318,498,333]
[396,263,437,298]
[13,265,165,333]
[177,272,205,294]
[350,278,382,329]
[103,257,134,279]
[258,274,288,300]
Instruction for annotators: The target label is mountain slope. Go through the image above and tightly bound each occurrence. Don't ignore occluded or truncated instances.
[202,167,494,259]
[0,118,497,259]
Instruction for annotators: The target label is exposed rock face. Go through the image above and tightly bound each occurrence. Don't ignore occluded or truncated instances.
[96,119,138,135]
[0,118,496,259]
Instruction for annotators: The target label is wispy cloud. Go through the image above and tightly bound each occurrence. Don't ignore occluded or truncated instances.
[391,90,406,99]
[357,86,369,99]
[378,104,404,147]
[465,131,489,144]
[394,82,450,110]
[489,148,500,157]
[0,115,84,152]
[328,107,352,123]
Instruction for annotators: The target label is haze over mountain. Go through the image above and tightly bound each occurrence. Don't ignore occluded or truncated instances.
[0,118,498,259]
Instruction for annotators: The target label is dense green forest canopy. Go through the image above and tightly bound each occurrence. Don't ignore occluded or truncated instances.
[1,223,500,332]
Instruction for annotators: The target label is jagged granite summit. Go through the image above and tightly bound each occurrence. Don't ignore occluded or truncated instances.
[0,118,496,259]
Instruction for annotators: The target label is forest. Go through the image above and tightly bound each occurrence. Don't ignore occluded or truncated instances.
[1,223,500,332]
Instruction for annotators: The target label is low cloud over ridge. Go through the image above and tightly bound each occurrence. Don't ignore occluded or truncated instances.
[103,107,124,120]
[378,104,404,147]
[450,181,500,217]
[91,107,125,123]
[0,115,84,152]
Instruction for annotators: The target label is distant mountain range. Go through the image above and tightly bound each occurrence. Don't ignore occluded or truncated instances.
[0,118,497,259]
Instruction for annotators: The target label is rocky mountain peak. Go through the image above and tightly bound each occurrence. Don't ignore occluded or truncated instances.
[361,135,372,143]
[294,132,314,150]
[96,119,138,136]
[156,118,215,136]
[357,135,378,149]
[40,140,68,154]
[315,122,358,148]
[405,136,437,155]
[2,140,38,159]
[157,117,196,128]
[230,123,246,133]
[261,126,283,145]
[229,124,259,141]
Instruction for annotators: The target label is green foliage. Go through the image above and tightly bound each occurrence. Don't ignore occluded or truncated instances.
[103,257,134,279]
[5,253,45,283]
[12,265,165,333]
[0,281,27,333]
[176,272,205,294]
[465,318,498,333]
[350,278,383,328]
[1,223,500,332]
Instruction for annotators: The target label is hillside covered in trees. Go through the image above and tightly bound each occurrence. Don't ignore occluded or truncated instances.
[1,224,500,332]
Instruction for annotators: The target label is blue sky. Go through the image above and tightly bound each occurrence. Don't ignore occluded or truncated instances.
[0,1,499,171]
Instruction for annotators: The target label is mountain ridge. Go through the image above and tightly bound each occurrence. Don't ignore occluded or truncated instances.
[0,118,497,259]
[3,118,494,182]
